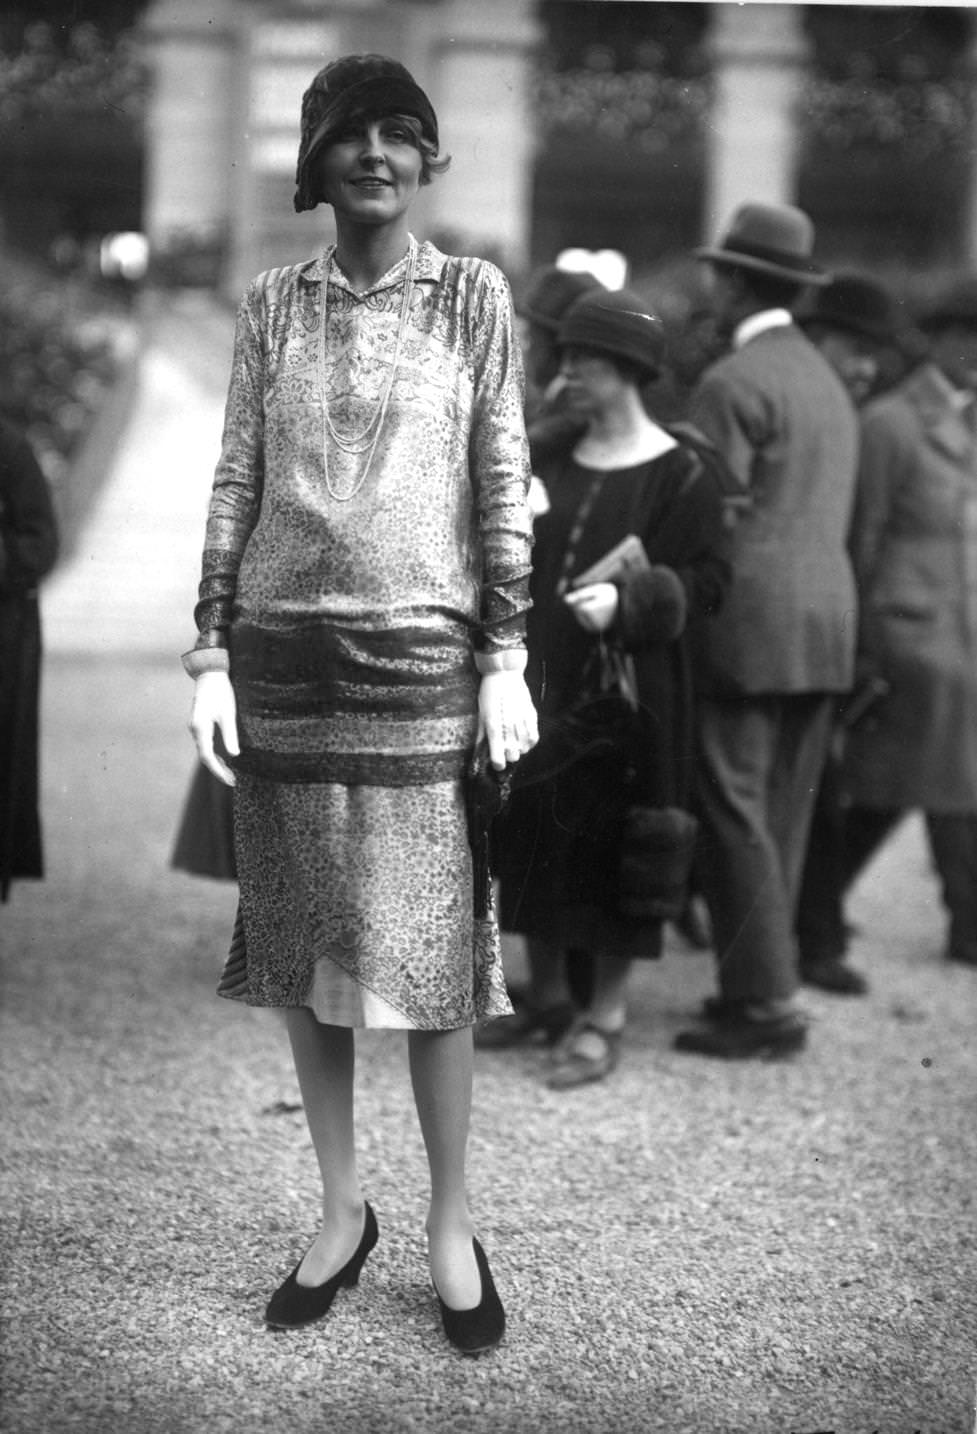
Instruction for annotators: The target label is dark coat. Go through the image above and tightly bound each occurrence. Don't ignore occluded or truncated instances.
[496,436,728,955]
[0,420,59,899]
[844,361,977,810]
[688,324,859,695]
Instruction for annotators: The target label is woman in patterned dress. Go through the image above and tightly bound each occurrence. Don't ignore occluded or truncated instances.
[184,55,536,1353]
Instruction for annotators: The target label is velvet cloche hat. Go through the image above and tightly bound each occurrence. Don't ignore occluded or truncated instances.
[294,54,439,213]
[557,289,667,379]
[695,202,830,287]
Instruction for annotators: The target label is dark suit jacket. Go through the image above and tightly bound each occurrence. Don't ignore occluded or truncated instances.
[688,323,859,695]
[844,361,977,809]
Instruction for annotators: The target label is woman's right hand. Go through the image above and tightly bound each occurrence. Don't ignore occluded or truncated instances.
[189,671,240,786]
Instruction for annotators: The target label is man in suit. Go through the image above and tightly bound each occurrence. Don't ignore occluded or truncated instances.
[674,203,860,1058]
[841,278,977,970]
[792,273,912,994]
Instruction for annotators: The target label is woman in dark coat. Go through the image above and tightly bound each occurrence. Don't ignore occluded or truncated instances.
[493,290,728,1087]
[0,419,59,900]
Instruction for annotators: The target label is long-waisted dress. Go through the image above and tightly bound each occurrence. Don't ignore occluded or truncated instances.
[496,437,728,959]
[188,239,533,1029]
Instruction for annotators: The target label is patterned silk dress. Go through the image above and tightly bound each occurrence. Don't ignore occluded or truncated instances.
[191,239,532,1029]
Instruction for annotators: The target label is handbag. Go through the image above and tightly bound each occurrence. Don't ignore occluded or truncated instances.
[465,740,514,918]
[617,805,699,922]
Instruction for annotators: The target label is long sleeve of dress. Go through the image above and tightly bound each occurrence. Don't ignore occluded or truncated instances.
[467,263,533,652]
[192,285,266,639]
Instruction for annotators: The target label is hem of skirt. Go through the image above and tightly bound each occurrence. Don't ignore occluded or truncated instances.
[215,984,501,1031]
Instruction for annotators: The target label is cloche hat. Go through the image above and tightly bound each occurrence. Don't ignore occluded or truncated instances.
[695,202,830,287]
[798,273,903,344]
[518,267,605,333]
[557,289,667,379]
[294,54,439,213]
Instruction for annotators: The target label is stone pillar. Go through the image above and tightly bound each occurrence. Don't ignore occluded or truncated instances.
[141,0,238,258]
[702,3,810,239]
[417,0,541,271]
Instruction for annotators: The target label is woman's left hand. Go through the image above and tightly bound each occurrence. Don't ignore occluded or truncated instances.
[565,581,619,633]
[478,670,539,771]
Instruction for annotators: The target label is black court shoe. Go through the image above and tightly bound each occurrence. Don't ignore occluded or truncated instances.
[434,1238,505,1356]
[265,1202,378,1330]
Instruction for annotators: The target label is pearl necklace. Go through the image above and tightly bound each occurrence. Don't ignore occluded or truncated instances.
[319,236,417,502]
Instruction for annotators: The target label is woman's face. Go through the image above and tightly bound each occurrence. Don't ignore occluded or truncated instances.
[559,347,631,417]
[316,114,423,226]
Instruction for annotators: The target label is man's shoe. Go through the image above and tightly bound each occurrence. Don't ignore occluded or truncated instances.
[701,994,747,1024]
[800,956,868,995]
[674,1013,807,1060]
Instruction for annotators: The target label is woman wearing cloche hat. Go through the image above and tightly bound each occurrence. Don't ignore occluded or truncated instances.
[488,288,730,1087]
[183,53,538,1353]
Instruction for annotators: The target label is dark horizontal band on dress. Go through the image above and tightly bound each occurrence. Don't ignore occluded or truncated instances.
[229,619,476,717]
[230,745,467,785]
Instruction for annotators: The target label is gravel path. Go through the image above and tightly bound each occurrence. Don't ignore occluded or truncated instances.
[1,299,975,1434]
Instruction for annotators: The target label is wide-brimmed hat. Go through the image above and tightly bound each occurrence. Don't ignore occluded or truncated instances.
[517,267,605,332]
[798,273,903,344]
[695,202,830,287]
[294,54,438,213]
[918,277,977,332]
[557,289,666,378]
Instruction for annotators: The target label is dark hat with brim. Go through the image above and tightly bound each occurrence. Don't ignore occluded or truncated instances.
[518,267,605,332]
[798,273,903,345]
[695,202,830,288]
[557,289,666,379]
[294,54,438,213]
[918,277,977,332]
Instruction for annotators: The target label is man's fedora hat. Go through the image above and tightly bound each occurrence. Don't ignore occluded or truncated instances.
[798,273,903,345]
[918,277,977,332]
[695,202,830,287]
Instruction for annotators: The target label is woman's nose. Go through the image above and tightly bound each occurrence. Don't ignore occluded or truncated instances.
[359,127,385,164]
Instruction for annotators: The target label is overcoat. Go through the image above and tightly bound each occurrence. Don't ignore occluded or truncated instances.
[0,420,59,899]
[687,324,859,695]
[844,361,977,810]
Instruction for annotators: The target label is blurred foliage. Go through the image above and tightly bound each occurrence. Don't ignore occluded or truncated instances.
[799,75,975,159]
[535,60,711,154]
[0,19,148,126]
[0,253,129,490]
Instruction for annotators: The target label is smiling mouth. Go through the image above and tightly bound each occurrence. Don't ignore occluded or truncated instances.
[352,177,391,188]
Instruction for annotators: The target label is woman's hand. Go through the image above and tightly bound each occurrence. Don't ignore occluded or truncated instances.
[189,671,240,786]
[477,670,539,771]
[565,581,619,633]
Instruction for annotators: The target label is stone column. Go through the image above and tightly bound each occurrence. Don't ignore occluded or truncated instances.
[141,0,239,260]
[417,0,541,271]
[702,3,810,239]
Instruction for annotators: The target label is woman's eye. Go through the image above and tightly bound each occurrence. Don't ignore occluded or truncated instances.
[383,126,410,143]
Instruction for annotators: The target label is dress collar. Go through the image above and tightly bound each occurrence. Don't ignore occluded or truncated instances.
[298,236,446,291]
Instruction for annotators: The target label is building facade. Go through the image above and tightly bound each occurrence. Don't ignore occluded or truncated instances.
[140,1,977,298]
